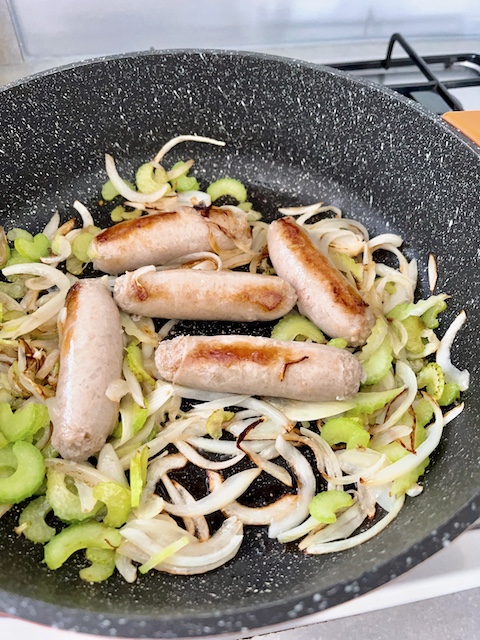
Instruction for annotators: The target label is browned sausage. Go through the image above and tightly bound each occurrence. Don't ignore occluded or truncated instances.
[155,335,364,401]
[50,280,123,461]
[113,268,297,321]
[267,217,374,346]
[89,207,252,274]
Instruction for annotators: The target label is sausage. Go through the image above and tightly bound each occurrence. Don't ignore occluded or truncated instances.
[89,206,252,274]
[267,217,374,346]
[155,335,364,401]
[49,280,123,461]
[113,268,297,322]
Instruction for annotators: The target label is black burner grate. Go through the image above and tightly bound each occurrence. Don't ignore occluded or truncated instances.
[331,33,480,114]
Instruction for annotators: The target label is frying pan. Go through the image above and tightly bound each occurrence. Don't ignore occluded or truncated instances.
[0,50,479,638]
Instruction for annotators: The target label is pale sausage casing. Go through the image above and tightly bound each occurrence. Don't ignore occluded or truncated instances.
[267,217,374,346]
[113,268,297,322]
[50,279,123,461]
[155,335,364,401]
[90,206,252,275]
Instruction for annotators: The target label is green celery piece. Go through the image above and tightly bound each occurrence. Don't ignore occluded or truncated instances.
[93,481,131,528]
[110,206,142,222]
[14,234,50,261]
[72,232,94,262]
[271,313,326,343]
[130,446,149,508]
[126,344,155,385]
[346,386,405,417]
[206,409,234,440]
[402,316,426,354]
[80,548,116,582]
[0,280,27,299]
[175,175,200,192]
[387,295,448,322]
[371,440,408,463]
[413,397,434,429]
[0,431,8,449]
[206,177,247,203]
[361,337,393,385]
[0,402,50,442]
[309,490,353,523]
[46,468,101,523]
[0,441,45,504]
[417,362,445,400]
[329,250,363,280]
[136,163,168,194]
[391,457,430,497]
[44,521,122,570]
[101,180,119,201]
[327,338,348,349]
[321,416,370,450]
[6,228,33,242]
[438,382,460,407]
[18,495,56,543]
[422,299,447,329]
[138,535,189,574]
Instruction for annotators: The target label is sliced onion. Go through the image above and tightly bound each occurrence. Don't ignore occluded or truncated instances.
[331,451,389,485]
[145,383,175,416]
[277,515,324,543]
[443,402,464,425]
[365,395,443,486]
[43,212,61,240]
[268,435,316,539]
[371,361,418,435]
[436,311,470,391]
[105,154,169,203]
[41,234,72,265]
[0,290,65,339]
[176,190,212,208]
[115,552,137,583]
[105,378,130,402]
[152,135,225,164]
[175,440,244,471]
[72,200,94,228]
[163,468,260,518]
[265,397,355,422]
[167,478,210,542]
[172,384,249,405]
[97,443,129,488]
[299,428,343,489]
[238,397,293,432]
[305,496,405,554]
[2,262,71,292]
[135,454,186,520]
[45,458,113,487]
[239,442,292,487]
[278,202,324,218]
[428,254,438,292]
[208,470,297,525]
[122,359,145,408]
[74,479,98,513]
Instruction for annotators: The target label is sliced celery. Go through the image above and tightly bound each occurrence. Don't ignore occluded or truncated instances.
[402,316,426,354]
[438,382,460,407]
[0,227,10,268]
[309,490,353,523]
[346,386,404,417]
[18,495,55,543]
[271,313,326,343]
[321,416,370,450]
[417,362,445,400]
[0,441,45,504]
[206,178,247,203]
[46,468,101,523]
[126,344,155,385]
[93,481,131,528]
[80,548,116,582]
[136,163,168,194]
[130,446,149,508]
[72,232,94,263]
[0,401,50,442]
[138,536,189,574]
[329,250,363,281]
[391,457,429,497]
[327,338,348,349]
[422,299,447,329]
[14,234,50,261]
[358,318,393,385]
[44,521,122,570]
[206,409,234,440]
[6,228,33,243]
[110,205,142,222]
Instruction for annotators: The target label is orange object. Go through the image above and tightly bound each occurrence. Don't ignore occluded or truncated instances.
[442,110,480,146]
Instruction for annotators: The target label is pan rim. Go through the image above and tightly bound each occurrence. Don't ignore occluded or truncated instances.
[0,48,479,638]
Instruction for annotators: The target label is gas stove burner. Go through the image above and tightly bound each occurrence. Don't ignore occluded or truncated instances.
[331,32,480,114]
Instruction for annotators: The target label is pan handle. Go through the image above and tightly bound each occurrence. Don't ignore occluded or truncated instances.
[442,111,480,146]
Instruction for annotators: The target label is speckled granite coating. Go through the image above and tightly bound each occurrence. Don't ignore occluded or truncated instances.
[0,50,479,638]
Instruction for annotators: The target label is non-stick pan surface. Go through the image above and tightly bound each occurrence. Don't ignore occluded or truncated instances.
[0,51,479,638]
